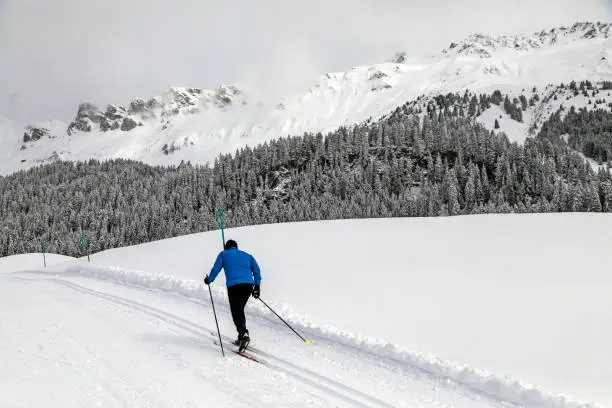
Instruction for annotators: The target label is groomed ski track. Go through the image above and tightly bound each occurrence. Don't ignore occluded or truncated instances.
[1,262,602,408]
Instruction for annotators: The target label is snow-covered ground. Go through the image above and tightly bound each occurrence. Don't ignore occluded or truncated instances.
[1,213,611,407]
[0,252,74,273]
[476,104,531,143]
[2,22,611,175]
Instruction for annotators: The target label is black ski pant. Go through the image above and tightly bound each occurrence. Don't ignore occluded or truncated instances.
[227,283,253,336]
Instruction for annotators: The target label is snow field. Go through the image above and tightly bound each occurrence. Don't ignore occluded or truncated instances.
[3,212,610,406]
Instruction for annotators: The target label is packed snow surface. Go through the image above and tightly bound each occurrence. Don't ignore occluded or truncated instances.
[1,213,611,407]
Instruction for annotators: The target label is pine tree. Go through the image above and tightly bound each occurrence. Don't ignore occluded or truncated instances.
[464,171,476,212]
[603,181,612,212]
[587,182,602,212]
[445,169,461,215]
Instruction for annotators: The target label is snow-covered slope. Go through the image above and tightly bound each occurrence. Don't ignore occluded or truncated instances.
[476,81,612,139]
[0,253,74,273]
[0,266,519,408]
[2,213,611,407]
[2,21,612,175]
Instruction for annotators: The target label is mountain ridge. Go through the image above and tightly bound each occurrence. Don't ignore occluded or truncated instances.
[440,21,611,58]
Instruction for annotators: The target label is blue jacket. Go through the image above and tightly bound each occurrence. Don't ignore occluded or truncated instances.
[208,247,262,287]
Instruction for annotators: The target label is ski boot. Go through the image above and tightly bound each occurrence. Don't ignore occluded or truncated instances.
[237,332,250,353]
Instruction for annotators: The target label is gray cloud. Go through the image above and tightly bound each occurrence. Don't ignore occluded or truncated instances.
[0,0,610,125]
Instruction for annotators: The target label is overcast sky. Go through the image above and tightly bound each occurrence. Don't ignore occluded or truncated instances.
[1,0,611,124]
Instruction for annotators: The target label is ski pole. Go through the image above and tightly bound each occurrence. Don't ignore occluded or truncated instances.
[258,298,311,344]
[206,208,227,357]
[207,275,225,357]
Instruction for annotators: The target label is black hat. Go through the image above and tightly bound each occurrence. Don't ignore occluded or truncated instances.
[224,239,238,250]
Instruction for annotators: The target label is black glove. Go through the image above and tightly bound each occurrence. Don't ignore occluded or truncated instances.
[204,275,210,285]
[252,285,260,299]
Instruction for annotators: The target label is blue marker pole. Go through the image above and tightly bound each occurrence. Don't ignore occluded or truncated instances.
[81,229,90,262]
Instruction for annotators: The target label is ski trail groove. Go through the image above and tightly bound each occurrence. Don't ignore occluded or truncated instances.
[7,270,539,408]
[7,271,524,408]
[5,276,266,408]
[215,332,397,408]
[10,275,390,408]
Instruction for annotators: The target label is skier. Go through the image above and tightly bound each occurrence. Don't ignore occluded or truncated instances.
[204,239,261,352]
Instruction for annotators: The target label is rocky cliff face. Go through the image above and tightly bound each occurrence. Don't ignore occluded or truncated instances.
[67,103,140,135]
[23,125,53,143]
[67,85,243,135]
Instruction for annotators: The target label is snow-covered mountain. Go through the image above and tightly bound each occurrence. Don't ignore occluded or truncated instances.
[2,21,611,175]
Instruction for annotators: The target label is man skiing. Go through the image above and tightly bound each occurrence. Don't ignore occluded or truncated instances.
[204,239,261,352]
